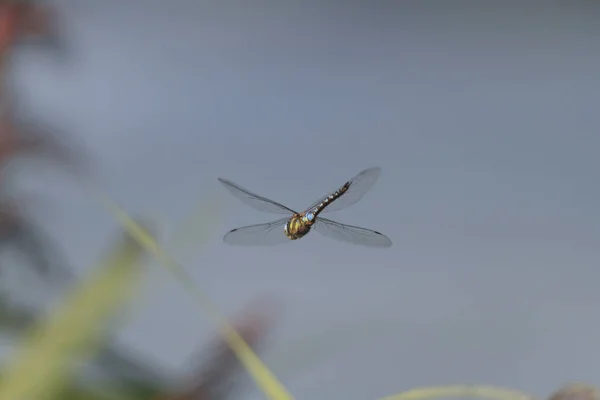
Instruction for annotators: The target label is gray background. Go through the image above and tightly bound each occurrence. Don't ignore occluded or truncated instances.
[6,1,600,399]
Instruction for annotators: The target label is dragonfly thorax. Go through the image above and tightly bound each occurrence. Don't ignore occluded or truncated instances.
[284,214,311,240]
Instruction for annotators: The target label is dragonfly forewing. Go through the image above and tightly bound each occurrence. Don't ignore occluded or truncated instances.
[223,218,291,246]
[218,178,297,215]
[314,217,392,248]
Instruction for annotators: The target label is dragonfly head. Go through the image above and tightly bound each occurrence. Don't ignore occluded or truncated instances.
[304,211,315,224]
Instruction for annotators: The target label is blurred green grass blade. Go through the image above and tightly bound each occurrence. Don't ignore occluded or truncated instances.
[170,197,218,258]
[94,196,232,396]
[54,384,145,400]
[92,191,295,400]
[69,197,219,395]
[379,385,535,400]
[0,224,149,400]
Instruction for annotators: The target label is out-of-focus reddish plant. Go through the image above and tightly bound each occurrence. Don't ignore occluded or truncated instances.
[154,297,279,400]
[0,95,90,280]
[549,384,599,400]
[0,0,60,57]
[0,98,90,179]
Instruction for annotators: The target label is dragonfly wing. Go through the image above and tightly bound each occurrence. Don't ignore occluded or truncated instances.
[223,218,291,246]
[218,178,297,215]
[314,217,392,247]
[306,167,381,214]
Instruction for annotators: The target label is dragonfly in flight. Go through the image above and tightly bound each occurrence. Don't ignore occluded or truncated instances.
[218,167,392,247]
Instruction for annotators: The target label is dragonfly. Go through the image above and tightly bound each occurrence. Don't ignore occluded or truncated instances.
[218,167,392,247]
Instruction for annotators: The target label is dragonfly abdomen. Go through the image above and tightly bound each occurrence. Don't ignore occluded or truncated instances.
[311,181,350,217]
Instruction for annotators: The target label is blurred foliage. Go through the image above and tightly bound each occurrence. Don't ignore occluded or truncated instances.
[381,386,534,400]
[0,197,170,392]
[0,222,149,400]
[95,193,294,400]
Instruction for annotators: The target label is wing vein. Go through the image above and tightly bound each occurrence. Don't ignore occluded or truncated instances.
[218,178,297,215]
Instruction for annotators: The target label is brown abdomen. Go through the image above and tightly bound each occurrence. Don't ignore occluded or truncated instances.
[312,182,350,217]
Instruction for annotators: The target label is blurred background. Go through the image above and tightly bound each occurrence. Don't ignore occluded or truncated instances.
[2,1,600,399]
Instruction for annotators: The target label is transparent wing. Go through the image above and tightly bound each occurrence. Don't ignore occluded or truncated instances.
[306,167,381,214]
[223,218,291,246]
[218,178,297,215]
[314,217,392,247]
